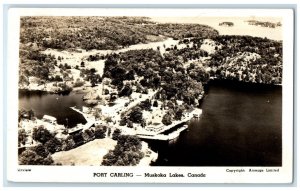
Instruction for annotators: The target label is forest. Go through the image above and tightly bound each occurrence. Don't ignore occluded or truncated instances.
[210,35,282,84]
[20,16,218,50]
[102,135,145,166]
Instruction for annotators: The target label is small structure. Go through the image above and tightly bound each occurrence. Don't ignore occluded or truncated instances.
[192,108,203,118]
[42,115,57,125]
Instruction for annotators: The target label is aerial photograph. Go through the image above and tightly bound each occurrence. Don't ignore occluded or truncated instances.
[18,16,282,166]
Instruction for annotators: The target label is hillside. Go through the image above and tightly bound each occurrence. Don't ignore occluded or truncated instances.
[20,16,219,50]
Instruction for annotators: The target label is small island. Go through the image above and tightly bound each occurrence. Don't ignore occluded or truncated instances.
[246,20,282,28]
[219,22,234,27]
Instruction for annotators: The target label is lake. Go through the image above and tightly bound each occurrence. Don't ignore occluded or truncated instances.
[18,80,282,166]
[150,80,282,166]
[151,17,282,41]
[19,91,87,128]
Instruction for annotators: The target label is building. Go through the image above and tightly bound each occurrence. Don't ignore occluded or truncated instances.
[42,115,57,125]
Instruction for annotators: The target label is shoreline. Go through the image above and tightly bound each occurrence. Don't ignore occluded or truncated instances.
[19,78,281,97]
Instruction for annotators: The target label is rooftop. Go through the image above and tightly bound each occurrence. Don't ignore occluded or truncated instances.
[42,115,57,122]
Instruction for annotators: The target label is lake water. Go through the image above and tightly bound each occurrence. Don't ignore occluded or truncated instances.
[19,80,282,166]
[150,80,282,166]
[19,91,87,127]
[151,17,282,41]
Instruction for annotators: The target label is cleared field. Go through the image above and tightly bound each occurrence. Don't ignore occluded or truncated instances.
[52,138,117,166]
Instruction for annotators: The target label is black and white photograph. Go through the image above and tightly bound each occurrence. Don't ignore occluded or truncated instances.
[5,8,294,183]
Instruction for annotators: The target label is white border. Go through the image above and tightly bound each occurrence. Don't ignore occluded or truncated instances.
[6,8,294,183]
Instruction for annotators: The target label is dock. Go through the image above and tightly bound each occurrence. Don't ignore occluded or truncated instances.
[154,108,202,135]
[137,125,188,141]
[69,106,201,140]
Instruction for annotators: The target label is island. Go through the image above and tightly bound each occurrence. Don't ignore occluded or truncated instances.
[219,22,234,27]
[246,20,282,28]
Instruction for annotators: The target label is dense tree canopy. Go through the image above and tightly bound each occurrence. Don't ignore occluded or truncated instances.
[102,135,144,166]
[19,149,54,165]
[32,126,53,144]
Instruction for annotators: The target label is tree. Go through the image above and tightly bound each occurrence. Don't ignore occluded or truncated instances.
[153,100,158,107]
[119,117,127,126]
[43,155,55,165]
[141,119,146,128]
[44,137,62,153]
[188,66,210,83]
[18,129,27,146]
[94,108,102,120]
[28,109,35,120]
[174,107,184,120]
[118,84,133,97]
[62,135,76,151]
[19,149,54,165]
[105,116,113,123]
[107,128,112,137]
[127,120,133,128]
[82,129,95,142]
[102,135,143,166]
[19,75,29,86]
[32,144,49,158]
[162,113,172,125]
[125,70,135,80]
[32,126,53,144]
[129,106,143,123]
[94,125,107,139]
[167,101,175,110]
[19,150,43,165]
[153,76,161,88]
[140,99,151,111]
[112,129,121,140]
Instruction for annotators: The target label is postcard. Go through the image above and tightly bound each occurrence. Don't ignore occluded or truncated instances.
[6,8,294,183]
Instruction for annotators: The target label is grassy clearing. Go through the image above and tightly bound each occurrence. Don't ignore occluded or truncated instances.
[52,138,117,166]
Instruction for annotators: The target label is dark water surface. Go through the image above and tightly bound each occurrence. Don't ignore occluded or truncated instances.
[18,80,282,166]
[19,91,87,127]
[151,80,282,166]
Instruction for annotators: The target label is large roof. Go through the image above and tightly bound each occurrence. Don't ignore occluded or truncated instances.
[42,115,57,121]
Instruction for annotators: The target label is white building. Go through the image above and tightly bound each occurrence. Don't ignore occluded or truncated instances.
[42,115,57,125]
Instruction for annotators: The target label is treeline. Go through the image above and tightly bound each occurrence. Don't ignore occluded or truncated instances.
[19,46,74,93]
[102,135,144,166]
[19,48,56,84]
[20,16,218,51]
[19,126,61,165]
[18,124,119,165]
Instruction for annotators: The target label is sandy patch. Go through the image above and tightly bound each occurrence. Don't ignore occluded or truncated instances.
[52,138,117,166]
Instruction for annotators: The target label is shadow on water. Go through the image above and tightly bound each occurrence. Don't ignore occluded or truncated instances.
[149,80,282,166]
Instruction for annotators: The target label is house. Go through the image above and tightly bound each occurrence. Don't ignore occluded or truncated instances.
[42,115,57,125]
